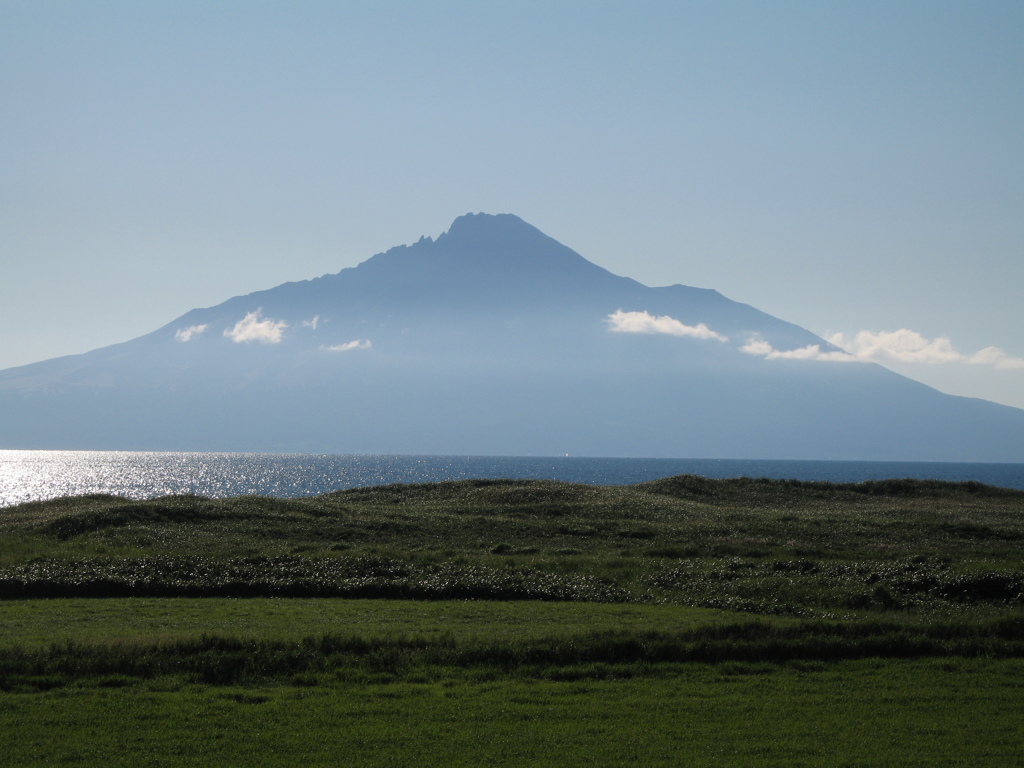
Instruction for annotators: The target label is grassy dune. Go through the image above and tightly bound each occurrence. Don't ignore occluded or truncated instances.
[2,476,1022,614]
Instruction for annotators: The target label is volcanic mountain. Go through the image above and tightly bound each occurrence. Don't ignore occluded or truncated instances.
[2,212,1023,460]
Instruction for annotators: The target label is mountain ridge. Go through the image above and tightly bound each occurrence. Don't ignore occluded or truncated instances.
[1,212,1022,460]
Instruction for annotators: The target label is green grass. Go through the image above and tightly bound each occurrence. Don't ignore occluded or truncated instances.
[0,599,744,649]
[1,475,1022,764]
[1,660,1022,766]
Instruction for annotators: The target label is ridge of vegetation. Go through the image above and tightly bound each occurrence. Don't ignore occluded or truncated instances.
[2,476,1021,616]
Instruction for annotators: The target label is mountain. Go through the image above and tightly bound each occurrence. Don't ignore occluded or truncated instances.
[2,212,1023,461]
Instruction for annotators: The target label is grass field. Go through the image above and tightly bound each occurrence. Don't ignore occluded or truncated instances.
[1,475,1022,765]
[2,659,1022,767]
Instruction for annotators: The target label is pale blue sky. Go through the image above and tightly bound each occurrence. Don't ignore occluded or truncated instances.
[2,1,1022,408]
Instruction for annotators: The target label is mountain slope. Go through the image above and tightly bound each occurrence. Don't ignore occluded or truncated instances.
[2,213,1023,460]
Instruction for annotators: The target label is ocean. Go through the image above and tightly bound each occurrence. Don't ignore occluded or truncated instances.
[1,450,1022,508]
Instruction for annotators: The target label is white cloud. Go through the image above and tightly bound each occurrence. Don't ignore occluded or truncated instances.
[741,339,856,362]
[740,329,1024,370]
[302,316,320,330]
[322,339,371,352]
[174,324,208,342]
[827,330,1024,369]
[224,309,287,344]
[606,310,728,341]
[968,346,1024,369]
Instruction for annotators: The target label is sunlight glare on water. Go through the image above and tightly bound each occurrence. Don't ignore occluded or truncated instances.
[0,451,495,507]
[1,450,1022,508]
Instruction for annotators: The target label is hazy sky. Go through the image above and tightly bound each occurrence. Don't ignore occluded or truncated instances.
[2,1,1022,409]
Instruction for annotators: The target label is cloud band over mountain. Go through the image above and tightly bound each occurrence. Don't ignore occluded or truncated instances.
[322,340,372,353]
[827,330,1024,369]
[606,310,728,341]
[741,339,855,362]
[224,310,288,344]
[174,324,208,343]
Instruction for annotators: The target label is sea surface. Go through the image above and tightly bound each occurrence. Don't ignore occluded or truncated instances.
[1,451,1023,508]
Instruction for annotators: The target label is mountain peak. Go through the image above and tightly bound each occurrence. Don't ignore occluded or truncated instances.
[445,211,529,232]
[355,212,605,287]
[438,212,548,247]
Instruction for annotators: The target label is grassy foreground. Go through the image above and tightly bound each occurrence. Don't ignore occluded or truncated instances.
[1,475,1023,765]
[3,659,1022,767]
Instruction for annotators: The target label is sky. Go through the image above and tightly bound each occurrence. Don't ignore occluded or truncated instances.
[2,0,1022,409]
